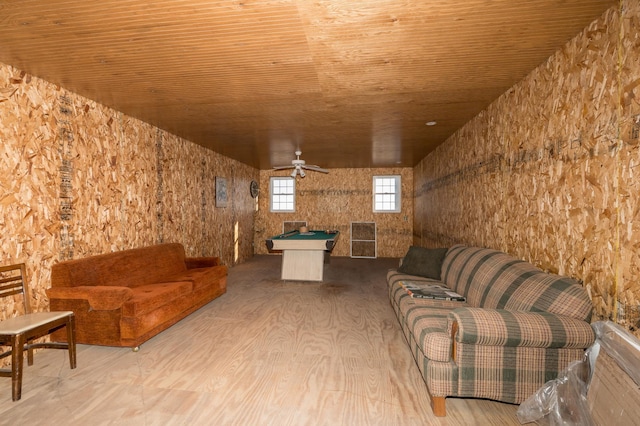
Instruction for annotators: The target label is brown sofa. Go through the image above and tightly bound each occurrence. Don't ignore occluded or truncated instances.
[46,243,227,348]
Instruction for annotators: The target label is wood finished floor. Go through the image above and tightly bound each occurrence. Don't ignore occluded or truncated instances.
[0,255,521,425]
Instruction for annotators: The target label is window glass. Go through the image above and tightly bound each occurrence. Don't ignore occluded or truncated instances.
[373,175,401,212]
[270,177,295,212]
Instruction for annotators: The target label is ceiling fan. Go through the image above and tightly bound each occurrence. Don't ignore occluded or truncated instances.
[273,150,329,178]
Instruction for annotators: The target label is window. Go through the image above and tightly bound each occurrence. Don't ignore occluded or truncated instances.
[373,175,401,212]
[270,177,295,212]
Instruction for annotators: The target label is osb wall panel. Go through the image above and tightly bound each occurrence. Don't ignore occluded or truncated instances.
[161,134,198,252]
[0,62,258,329]
[415,2,640,330]
[0,68,57,317]
[117,117,159,249]
[156,131,256,263]
[229,161,258,263]
[200,143,258,263]
[617,0,640,328]
[62,100,161,259]
[255,168,412,258]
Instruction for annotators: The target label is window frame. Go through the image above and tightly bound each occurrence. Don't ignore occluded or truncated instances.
[270,176,296,212]
[372,175,401,213]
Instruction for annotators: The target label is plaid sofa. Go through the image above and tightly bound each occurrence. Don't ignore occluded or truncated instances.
[387,245,595,417]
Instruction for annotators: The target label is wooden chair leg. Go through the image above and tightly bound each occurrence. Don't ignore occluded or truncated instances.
[66,315,77,369]
[430,395,446,417]
[11,333,26,401]
[27,344,34,366]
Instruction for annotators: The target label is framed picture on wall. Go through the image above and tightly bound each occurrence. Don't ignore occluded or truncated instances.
[216,177,228,208]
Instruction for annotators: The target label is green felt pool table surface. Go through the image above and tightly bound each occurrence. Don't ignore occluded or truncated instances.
[265,230,340,257]
[269,230,339,240]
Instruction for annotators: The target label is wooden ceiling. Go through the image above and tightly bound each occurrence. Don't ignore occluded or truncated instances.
[0,0,615,169]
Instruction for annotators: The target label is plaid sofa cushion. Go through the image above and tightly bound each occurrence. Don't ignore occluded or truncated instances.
[402,304,455,362]
[387,269,436,288]
[503,273,593,322]
[387,270,469,362]
[440,245,592,321]
[441,245,541,308]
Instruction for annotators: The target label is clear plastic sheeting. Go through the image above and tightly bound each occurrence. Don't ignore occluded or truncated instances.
[516,321,640,425]
[589,321,640,385]
[516,358,593,425]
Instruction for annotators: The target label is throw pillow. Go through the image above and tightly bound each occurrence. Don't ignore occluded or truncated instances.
[398,246,448,280]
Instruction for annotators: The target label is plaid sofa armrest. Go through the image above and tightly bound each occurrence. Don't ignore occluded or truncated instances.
[448,308,595,349]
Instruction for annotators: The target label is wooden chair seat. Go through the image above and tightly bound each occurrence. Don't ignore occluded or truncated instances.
[0,311,75,335]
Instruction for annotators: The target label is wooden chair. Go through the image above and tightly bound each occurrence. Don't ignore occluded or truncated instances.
[0,263,76,401]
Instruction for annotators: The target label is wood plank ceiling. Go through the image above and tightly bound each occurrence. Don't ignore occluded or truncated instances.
[0,0,616,169]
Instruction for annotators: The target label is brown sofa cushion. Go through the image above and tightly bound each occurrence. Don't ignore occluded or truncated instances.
[167,266,228,291]
[51,243,188,288]
[122,281,192,317]
[185,257,221,269]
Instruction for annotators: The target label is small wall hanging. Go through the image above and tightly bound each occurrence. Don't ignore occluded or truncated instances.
[215,177,228,207]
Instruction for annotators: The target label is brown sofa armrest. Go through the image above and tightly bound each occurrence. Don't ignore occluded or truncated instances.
[46,286,133,311]
[185,256,222,269]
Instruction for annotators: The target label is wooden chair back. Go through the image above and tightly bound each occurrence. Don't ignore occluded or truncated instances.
[0,263,32,314]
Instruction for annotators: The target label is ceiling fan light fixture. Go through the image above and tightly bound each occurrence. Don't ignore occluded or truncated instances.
[273,150,328,177]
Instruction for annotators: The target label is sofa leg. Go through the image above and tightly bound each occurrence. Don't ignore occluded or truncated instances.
[132,346,140,352]
[430,395,446,417]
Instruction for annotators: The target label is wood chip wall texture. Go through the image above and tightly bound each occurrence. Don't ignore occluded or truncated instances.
[414,1,640,332]
[255,168,413,258]
[0,62,257,325]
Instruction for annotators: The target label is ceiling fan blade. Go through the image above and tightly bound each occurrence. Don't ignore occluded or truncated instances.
[303,165,329,173]
[275,151,328,175]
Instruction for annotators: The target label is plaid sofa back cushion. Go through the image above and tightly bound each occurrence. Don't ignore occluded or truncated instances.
[441,245,592,321]
[503,272,593,322]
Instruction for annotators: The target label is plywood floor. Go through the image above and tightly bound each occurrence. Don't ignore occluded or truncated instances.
[0,255,521,425]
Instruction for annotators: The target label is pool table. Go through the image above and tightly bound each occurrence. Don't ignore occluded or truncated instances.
[266,230,340,281]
